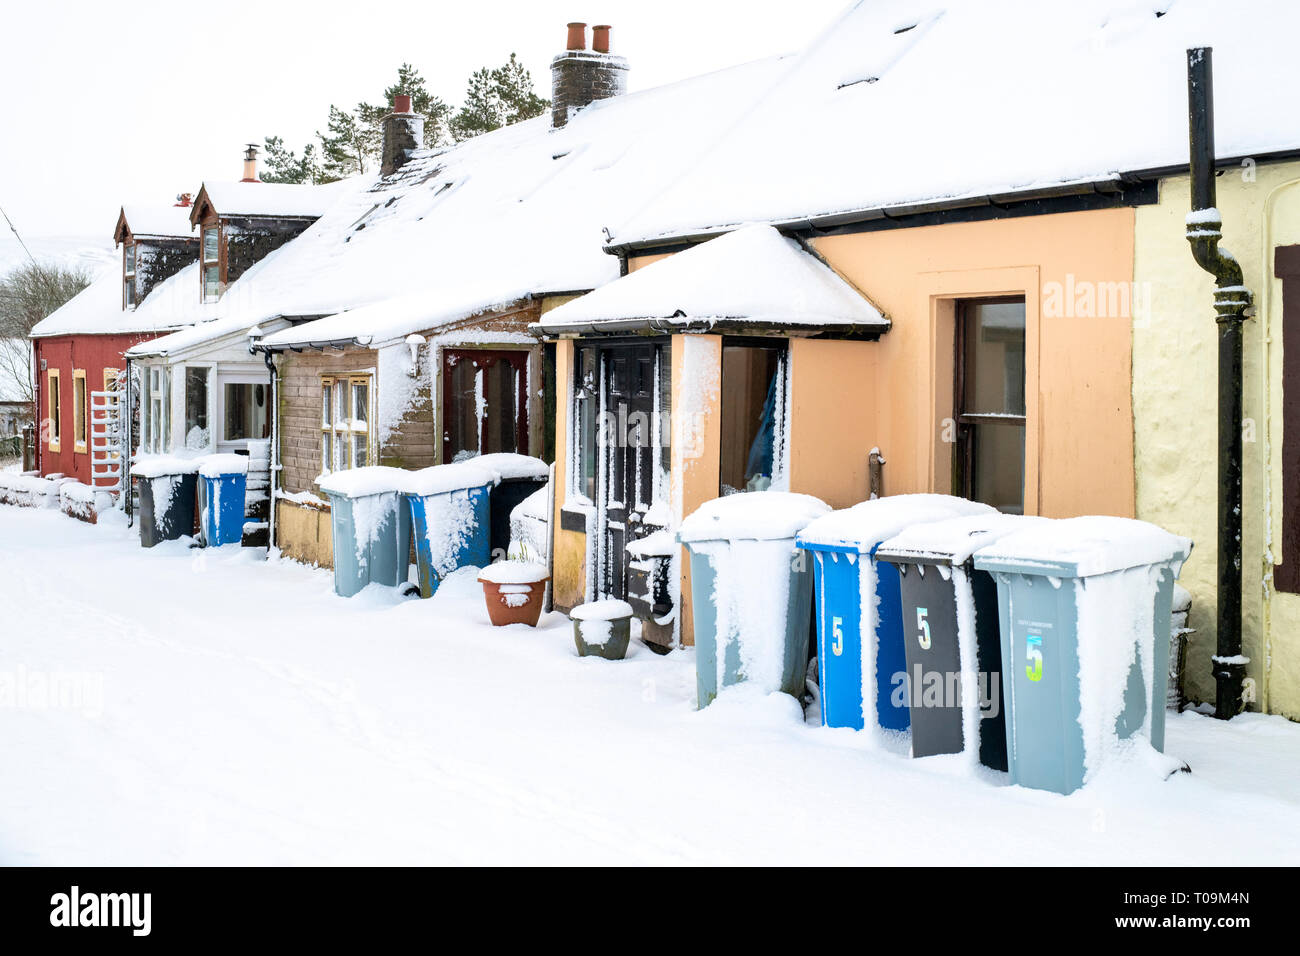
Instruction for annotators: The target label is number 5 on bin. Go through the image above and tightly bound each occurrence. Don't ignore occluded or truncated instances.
[916,608,931,649]
[1026,635,1044,682]
[831,617,844,656]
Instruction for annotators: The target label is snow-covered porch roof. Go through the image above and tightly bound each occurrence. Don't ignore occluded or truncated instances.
[536,225,890,338]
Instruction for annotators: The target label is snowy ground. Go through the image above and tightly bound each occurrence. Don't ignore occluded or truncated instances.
[2,505,1299,865]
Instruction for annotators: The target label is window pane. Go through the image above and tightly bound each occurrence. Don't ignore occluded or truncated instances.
[962,301,1026,416]
[224,383,268,442]
[203,228,218,263]
[971,421,1025,515]
[578,394,596,501]
[719,345,782,495]
[322,432,331,474]
[204,266,220,300]
[354,434,368,468]
[335,428,348,472]
[321,383,332,426]
[124,278,135,308]
[352,382,368,427]
[124,245,135,273]
[185,367,209,449]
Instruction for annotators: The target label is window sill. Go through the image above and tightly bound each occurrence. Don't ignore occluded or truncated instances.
[73,443,88,455]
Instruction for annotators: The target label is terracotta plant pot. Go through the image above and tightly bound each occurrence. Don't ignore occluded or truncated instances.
[478,564,549,627]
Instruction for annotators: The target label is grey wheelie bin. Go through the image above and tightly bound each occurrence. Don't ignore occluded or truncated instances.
[972,516,1192,795]
[678,492,830,709]
[133,456,200,547]
[876,514,1047,769]
[319,467,413,598]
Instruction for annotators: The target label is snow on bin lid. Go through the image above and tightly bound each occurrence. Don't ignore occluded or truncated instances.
[132,455,202,478]
[197,454,250,478]
[972,515,1193,579]
[317,466,411,498]
[796,494,995,554]
[677,491,830,543]
[470,453,550,480]
[396,461,500,497]
[876,513,1048,566]
[570,599,634,621]
[477,560,548,584]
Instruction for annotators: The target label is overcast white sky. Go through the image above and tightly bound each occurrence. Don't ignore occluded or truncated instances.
[0,0,848,244]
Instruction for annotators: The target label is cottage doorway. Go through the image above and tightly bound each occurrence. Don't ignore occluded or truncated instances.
[441,349,530,463]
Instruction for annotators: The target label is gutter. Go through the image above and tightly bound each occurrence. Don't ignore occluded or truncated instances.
[1186,47,1251,720]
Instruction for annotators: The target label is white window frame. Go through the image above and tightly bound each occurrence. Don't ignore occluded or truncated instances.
[216,372,270,452]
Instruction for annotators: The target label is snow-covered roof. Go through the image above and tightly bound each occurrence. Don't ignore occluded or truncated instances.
[190,180,354,223]
[232,55,790,348]
[610,0,1300,247]
[115,205,195,242]
[125,312,275,359]
[536,224,889,335]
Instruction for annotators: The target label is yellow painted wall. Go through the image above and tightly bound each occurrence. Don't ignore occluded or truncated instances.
[1134,160,1300,718]
[275,499,333,568]
[810,208,1137,519]
[549,338,589,612]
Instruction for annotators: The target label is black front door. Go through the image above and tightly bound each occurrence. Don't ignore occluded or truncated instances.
[601,343,658,598]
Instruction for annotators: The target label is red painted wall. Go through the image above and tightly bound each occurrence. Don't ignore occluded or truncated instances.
[33,333,158,486]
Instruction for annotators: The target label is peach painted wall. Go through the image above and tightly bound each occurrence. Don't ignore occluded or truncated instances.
[809,207,1137,519]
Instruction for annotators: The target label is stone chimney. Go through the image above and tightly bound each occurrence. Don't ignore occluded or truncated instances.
[241,144,260,182]
[551,22,628,129]
[382,94,426,176]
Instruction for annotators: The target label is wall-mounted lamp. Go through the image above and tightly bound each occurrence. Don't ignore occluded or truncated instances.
[405,334,426,377]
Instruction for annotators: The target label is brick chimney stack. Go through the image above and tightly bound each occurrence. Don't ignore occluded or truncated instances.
[551,22,628,129]
[381,94,425,176]
[241,144,260,182]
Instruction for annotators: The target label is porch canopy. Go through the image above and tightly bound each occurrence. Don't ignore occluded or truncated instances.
[535,225,889,339]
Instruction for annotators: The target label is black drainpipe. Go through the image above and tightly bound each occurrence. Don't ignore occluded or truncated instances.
[1186,47,1250,719]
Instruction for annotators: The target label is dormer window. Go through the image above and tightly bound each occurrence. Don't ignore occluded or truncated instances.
[202,226,220,302]
[123,243,137,309]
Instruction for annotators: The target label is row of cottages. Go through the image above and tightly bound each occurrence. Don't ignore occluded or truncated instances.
[28,159,344,512]
[532,0,1300,720]
[234,25,790,570]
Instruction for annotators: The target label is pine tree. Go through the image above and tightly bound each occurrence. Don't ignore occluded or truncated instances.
[450,54,550,142]
[357,63,455,151]
[495,53,550,126]
[316,105,378,181]
[260,135,322,184]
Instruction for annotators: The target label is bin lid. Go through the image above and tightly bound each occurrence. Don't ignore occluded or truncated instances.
[876,513,1047,567]
[197,454,249,478]
[677,491,829,544]
[795,494,995,554]
[318,465,412,499]
[132,454,201,478]
[396,461,500,497]
[470,453,550,480]
[971,515,1193,578]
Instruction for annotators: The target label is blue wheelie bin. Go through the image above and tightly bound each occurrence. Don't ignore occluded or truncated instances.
[973,516,1192,795]
[796,495,995,733]
[198,454,248,546]
[399,462,497,598]
[678,492,830,709]
[319,466,413,598]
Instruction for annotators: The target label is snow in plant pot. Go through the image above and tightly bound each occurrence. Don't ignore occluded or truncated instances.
[477,561,549,627]
[570,600,634,660]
